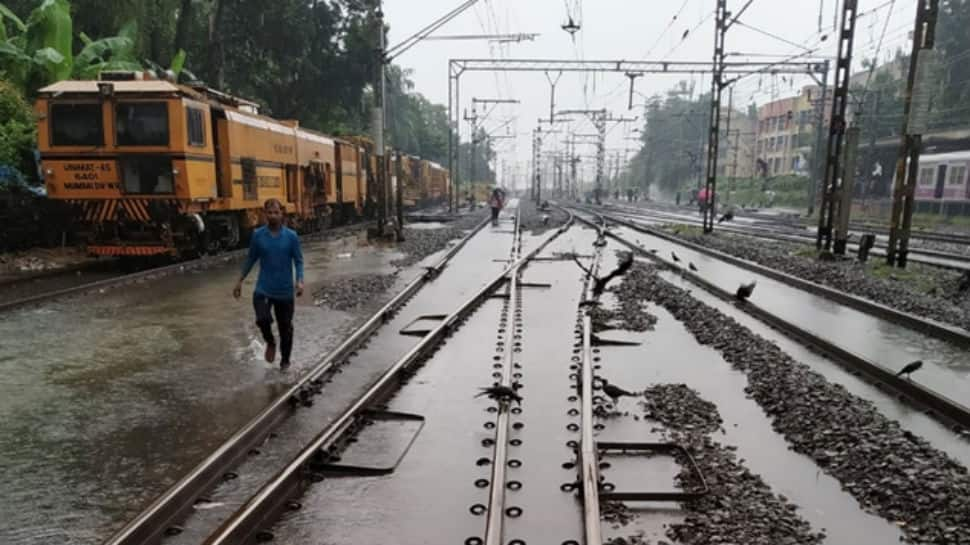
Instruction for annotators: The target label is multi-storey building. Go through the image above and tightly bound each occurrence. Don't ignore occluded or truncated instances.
[755,85,831,177]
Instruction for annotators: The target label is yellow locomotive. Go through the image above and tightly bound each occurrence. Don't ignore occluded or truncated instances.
[35,73,449,257]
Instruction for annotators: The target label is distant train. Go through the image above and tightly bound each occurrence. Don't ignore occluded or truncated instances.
[35,73,450,258]
[911,151,970,216]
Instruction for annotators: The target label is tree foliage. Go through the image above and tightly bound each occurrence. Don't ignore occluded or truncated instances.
[0,79,36,179]
[624,90,711,196]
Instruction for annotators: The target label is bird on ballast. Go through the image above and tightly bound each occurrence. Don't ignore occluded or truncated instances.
[671,251,681,263]
[957,270,970,291]
[736,281,756,301]
[649,248,658,254]
[592,252,635,297]
[717,210,734,223]
[475,384,523,405]
[688,262,698,272]
[895,360,923,379]
[599,379,638,405]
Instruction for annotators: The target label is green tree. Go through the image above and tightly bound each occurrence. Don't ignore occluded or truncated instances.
[0,79,36,179]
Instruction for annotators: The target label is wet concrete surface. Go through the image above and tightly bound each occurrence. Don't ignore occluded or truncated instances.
[0,218,483,545]
[503,227,596,543]
[609,224,970,403]
[271,297,509,545]
[270,218,593,544]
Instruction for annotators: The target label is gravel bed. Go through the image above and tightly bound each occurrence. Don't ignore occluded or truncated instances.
[622,261,970,544]
[390,212,486,268]
[312,273,400,311]
[637,384,822,545]
[667,227,970,330]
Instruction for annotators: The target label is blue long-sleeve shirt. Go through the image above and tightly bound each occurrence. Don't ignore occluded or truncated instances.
[240,226,304,300]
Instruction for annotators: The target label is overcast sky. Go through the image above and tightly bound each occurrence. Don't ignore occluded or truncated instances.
[383,0,916,189]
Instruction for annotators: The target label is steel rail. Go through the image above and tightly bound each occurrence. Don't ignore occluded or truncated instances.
[595,209,970,348]
[205,212,575,545]
[626,202,970,252]
[483,209,521,545]
[104,215,488,545]
[578,220,605,545]
[604,205,970,270]
[570,211,970,431]
[0,221,376,314]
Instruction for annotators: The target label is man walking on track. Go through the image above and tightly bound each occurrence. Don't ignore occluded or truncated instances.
[488,187,505,225]
[233,198,305,370]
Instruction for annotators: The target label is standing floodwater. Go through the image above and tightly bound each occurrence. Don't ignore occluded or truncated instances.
[0,230,427,545]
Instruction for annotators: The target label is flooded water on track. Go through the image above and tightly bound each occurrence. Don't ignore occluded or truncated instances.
[0,229,438,545]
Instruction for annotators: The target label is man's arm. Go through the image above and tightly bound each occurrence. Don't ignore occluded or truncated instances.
[292,231,305,297]
[234,233,259,298]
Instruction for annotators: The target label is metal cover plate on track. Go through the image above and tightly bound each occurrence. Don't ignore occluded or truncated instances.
[591,331,642,347]
[399,314,448,336]
[320,411,425,476]
[597,441,708,501]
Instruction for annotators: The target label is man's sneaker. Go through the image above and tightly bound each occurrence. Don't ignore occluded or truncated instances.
[264,343,276,364]
[280,360,291,371]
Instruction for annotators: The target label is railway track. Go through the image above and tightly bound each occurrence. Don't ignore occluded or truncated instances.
[638,201,970,249]
[604,204,970,271]
[571,208,970,433]
[0,221,376,314]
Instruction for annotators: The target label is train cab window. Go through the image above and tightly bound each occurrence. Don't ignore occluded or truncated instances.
[50,103,103,146]
[918,168,935,186]
[946,165,965,186]
[121,156,174,194]
[116,102,169,146]
[186,107,205,147]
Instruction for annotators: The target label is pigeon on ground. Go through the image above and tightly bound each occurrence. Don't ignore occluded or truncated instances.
[671,251,681,263]
[958,271,970,293]
[736,281,756,301]
[717,211,734,223]
[600,379,637,404]
[688,262,698,272]
[475,385,523,405]
[895,360,923,379]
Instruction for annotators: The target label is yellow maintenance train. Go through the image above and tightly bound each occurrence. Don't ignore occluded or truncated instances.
[35,73,450,257]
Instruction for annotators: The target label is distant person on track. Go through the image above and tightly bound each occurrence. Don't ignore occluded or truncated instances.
[233,198,305,370]
[489,187,505,225]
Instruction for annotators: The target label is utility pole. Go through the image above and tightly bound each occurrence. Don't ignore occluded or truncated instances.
[808,60,830,217]
[594,110,607,204]
[464,106,479,191]
[834,125,861,254]
[723,87,734,202]
[701,0,727,233]
[886,0,940,267]
[372,5,388,236]
[531,126,542,202]
[816,0,859,251]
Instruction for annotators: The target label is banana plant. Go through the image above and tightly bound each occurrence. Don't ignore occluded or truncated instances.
[0,0,139,95]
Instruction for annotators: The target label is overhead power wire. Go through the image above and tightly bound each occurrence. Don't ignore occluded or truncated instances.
[387,0,480,60]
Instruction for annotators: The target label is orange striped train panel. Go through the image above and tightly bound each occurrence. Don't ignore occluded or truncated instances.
[88,245,174,256]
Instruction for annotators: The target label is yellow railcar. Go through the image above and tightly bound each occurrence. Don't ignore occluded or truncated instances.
[36,75,378,257]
